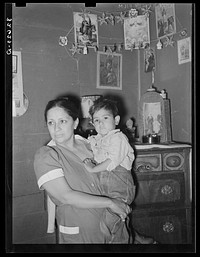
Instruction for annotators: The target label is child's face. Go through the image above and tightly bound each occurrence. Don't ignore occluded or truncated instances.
[92,108,120,136]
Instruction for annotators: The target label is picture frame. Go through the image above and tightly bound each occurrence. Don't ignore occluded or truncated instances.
[96,51,122,90]
[177,37,191,64]
[73,12,98,48]
[155,3,176,39]
[124,14,150,50]
[144,47,156,73]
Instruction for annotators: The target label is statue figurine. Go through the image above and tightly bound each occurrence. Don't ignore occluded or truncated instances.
[123,117,137,143]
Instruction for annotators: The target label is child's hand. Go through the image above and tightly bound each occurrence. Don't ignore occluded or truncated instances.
[83,158,96,172]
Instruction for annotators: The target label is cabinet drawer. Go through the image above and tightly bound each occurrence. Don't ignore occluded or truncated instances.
[134,172,185,206]
[131,208,188,244]
[163,152,185,171]
[134,154,162,173]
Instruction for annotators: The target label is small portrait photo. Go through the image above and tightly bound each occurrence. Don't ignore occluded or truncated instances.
[73,12,98,48]
[144,47,156,73]
[155,3,176,39]
[177,37,191,64]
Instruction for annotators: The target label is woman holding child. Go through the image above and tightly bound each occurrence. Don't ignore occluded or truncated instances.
[34,96,156,244]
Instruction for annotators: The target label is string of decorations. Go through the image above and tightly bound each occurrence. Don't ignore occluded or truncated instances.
[88,4,153,21]
[59,4,189,56]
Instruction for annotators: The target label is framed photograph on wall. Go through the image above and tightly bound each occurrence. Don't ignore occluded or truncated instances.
[155,3,176,39]
[144,47,156,73]
[177,37,191,64]
[73,12,98,48]
[124,15,150,50]
[96,51,122,90]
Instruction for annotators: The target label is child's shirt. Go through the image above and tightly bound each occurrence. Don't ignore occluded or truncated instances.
[88,129,135,171]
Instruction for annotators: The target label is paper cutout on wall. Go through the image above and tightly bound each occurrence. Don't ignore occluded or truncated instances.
[13,92,29,117]
[12,51,27,117]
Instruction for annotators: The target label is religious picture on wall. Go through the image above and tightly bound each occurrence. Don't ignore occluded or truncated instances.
[177,37,191,64]
[144,47,156,72]
[97,52,122,90]
[143,102,162,136]
[124,14,150,50]
[73,12,98,48]
[155,3,176,39]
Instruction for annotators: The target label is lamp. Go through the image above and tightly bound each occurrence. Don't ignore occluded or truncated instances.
[138,89,172,143]
[80,95,102,137]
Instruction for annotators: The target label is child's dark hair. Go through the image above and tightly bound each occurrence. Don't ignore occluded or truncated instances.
[89,97,119,119]
[44,97,80,123]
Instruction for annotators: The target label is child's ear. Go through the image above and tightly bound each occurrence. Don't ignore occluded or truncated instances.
[115,115,120,125]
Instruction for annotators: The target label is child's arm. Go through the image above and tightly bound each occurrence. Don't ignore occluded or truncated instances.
[84,158,112,173]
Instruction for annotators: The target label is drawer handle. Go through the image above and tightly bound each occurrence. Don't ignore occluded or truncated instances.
[137,164,151,172]
[161,185,173,195]
[163,222,174,233]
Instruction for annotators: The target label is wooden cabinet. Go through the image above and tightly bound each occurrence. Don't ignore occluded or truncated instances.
[131,143,192,244]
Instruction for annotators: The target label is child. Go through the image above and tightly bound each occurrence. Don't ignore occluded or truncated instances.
[83,97,136,242]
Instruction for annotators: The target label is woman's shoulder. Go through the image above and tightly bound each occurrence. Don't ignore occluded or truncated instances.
[75,134,93,151]
[34,145,59,163]
[75,134,89,143]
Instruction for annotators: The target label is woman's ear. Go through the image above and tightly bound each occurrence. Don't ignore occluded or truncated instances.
[74,118,79,130]
[115,115,120,125]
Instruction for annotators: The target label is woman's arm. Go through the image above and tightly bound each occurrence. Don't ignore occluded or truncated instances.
[42,176,130,218]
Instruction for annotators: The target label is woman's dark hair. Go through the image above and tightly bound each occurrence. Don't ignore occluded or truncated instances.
[89,97,119,119]
[44,97,80,123]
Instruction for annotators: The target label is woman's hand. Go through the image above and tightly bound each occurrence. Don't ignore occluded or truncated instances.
[109,198,132,221]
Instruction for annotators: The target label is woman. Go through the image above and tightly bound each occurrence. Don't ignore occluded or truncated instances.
[34,97,131,244]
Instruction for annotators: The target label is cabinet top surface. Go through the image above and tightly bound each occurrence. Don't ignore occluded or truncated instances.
[134,142,191,150]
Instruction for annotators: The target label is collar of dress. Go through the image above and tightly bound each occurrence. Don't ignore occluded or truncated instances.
[47,134,88,146]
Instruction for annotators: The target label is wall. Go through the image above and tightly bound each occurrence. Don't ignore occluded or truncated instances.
[11,3,192,244]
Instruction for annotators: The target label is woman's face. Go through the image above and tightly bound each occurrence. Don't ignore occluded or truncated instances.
[92,108,120,136]
[46,106,78,146]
